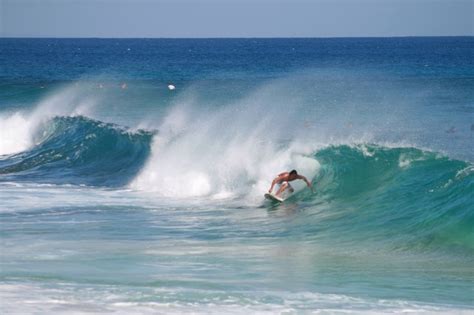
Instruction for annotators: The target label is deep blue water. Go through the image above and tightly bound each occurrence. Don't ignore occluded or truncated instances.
[1,37,473,82]
[0,38,473,314]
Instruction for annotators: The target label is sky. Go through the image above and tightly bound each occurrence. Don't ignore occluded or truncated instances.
[1,0,473,38]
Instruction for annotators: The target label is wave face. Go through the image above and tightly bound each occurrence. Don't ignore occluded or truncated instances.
[305,145,474,253]
[0,116,152,186]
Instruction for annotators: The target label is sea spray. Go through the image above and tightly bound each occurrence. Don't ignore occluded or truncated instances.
[0,84,98,156]
[130,85,320,200]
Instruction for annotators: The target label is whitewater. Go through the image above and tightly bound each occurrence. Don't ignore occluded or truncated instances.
[0,38,473,314]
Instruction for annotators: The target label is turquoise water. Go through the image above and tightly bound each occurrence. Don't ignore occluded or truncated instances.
[0,38,473,314]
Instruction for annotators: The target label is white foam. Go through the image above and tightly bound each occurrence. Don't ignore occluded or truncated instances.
[0,282,469,315]
[0,112,36,155]
[130,85,320,201]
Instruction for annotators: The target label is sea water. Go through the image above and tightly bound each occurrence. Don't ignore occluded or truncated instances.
[0,38,473,314]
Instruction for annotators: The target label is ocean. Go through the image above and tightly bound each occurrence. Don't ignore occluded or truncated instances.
[0,37,473,314]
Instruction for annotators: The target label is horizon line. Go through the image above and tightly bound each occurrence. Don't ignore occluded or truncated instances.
[1,35,473,40]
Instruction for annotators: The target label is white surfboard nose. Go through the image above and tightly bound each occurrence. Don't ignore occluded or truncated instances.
[264,193,284,202]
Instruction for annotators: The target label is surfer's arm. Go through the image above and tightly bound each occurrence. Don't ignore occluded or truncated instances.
[298,175,314,192]
[268,178,278,193]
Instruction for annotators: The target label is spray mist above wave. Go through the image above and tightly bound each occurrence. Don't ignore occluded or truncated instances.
[127,72,472,200]
[0,84,98,156]
[1,74,471,197]
[130,83,321,200]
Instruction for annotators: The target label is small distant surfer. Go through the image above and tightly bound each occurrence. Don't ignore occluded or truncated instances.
[268,170,314,197]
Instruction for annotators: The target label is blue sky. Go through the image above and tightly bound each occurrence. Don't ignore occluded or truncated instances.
[1,0,472,38]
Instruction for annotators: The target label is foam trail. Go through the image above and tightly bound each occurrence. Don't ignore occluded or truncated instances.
[0,84,97,156]
[130,84,320,201]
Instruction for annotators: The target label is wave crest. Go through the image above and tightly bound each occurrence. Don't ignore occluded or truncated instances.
[0,116,152,186]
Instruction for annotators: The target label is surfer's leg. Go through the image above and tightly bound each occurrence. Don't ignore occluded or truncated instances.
[275,182,288,197]
[288,183,294,193]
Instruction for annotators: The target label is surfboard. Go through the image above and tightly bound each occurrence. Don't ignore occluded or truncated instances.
[264,193,284,203]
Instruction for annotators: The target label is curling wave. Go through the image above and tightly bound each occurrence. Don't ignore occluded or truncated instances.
[285,144,474,254]
[0,116,152,186]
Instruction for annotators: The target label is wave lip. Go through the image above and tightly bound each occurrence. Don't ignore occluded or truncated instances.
[0,116,152,187]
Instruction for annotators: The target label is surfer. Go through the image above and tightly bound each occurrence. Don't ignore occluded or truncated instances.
[268,170,314,197]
